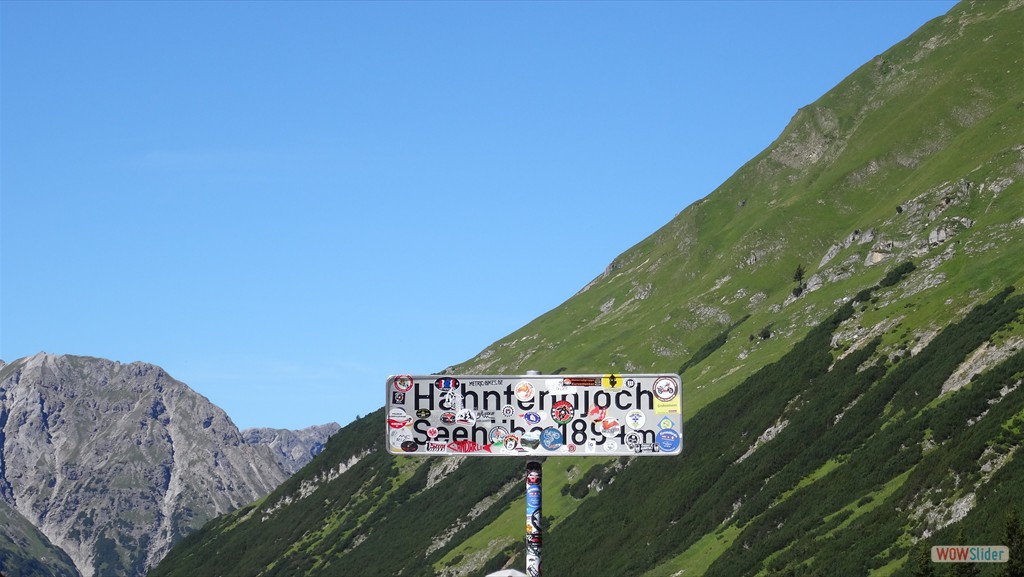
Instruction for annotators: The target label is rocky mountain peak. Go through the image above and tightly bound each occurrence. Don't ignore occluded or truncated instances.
[0,353,295,577]
[242,422,340,475]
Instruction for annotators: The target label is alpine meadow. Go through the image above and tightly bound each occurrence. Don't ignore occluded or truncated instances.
[138,1,1024,576]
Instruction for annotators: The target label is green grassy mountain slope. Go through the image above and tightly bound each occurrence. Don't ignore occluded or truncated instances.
[0,500,81,577]
[458,0,1024,414]
[150,2,1024,576]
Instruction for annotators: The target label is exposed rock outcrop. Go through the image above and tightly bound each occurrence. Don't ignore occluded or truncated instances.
[0,353,290,577]
[242,422,339,475]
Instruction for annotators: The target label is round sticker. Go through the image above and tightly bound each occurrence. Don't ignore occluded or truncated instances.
[393,375,414,392]
[427,427,439,439]
[625,432,642,448]
[601,417,622,438]
[387,409,412,429]
[489,426,509,445]
[540,427,563,451]
[390,428,412,448]
[551,400,575,424]
[625,409,646,429]
[515,381,535,402]
[502,405,516,418]
[653,377,678,402]
[523,411,542,425]
[657,429,681,452]
[416,408,431,419]
[503,434,520,452]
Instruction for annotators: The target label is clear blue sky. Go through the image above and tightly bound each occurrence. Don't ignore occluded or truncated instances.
[1,0,957,431]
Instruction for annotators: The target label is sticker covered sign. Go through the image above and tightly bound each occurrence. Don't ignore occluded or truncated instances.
[385,374,682,456]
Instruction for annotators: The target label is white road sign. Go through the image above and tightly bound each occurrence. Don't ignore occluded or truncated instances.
[386,373,682,456]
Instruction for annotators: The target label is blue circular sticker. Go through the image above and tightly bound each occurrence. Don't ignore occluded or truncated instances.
[526,486,541,510]
[657,429,681,452]
[540,427,563,451]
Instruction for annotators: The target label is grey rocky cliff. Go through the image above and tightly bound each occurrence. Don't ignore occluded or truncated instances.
[242,422,339,475]
[0,353,289,577]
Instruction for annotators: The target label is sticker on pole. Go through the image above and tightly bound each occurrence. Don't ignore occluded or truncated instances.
[385,373,683,456]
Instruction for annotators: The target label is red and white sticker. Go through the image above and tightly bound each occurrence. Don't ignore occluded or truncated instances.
[653,377,678,402]
[393,375,414,392]
[387,408,412,429]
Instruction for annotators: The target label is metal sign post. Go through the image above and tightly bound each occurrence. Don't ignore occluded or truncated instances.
[386,373,682,575]
[525,461,542,577]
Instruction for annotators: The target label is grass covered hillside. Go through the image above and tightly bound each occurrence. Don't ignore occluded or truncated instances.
[151,2,1024,576]
[0,500,81,577]
[458,0,1024,416]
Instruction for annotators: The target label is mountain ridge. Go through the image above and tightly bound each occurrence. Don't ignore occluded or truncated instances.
[242,422,339,476]
[0,352,337,577]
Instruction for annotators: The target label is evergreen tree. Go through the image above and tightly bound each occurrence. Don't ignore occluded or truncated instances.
[792,264,807,297]
[1003,510,1023,577]
[951,527,981,577]
[910,543,937,577]
[951,558,981,577]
